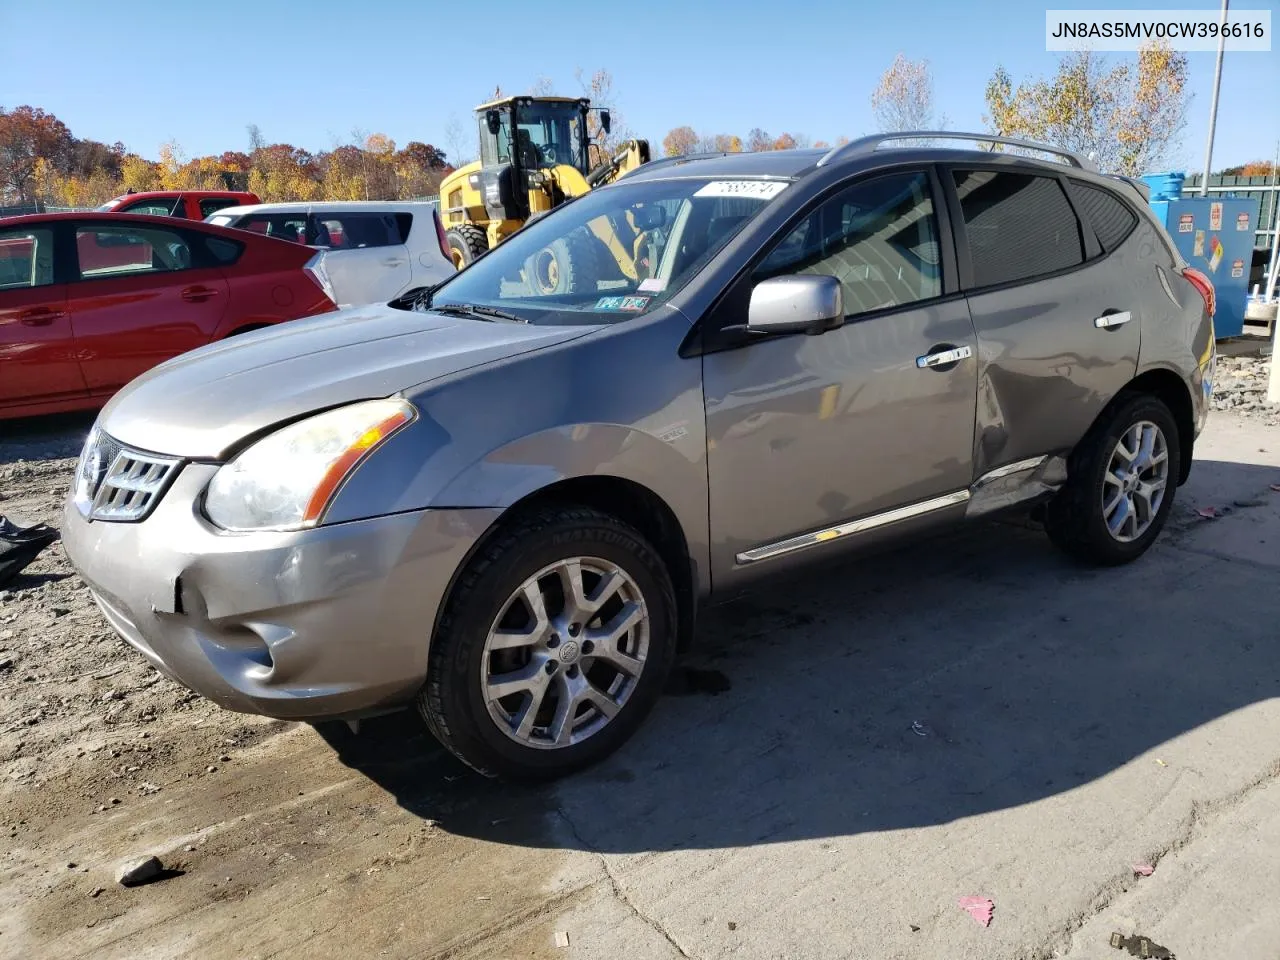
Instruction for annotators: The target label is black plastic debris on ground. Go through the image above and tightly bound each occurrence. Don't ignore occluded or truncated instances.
[0,516,60,588]
[1110,932,1175,959]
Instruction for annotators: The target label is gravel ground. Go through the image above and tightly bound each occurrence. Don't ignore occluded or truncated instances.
[1211,352,1278,424]
[1,416,277,827]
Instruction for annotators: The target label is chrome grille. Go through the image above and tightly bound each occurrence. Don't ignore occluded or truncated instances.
[73,428,181,523]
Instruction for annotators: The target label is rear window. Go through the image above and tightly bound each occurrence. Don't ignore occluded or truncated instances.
[1069,181,1139,253]
[952,170,1084,288]
[0,228,55,289]
[200,198,240,218]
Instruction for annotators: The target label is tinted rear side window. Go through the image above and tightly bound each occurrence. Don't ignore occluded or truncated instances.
[393,213,413,244]
[952,170,1084,288]
[1070,181,1139,253]
[203,236,244,265]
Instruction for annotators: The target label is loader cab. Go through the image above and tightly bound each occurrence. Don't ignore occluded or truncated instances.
[473,97,599,222]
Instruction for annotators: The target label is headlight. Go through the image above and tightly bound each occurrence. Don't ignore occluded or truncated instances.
[204,399,416,532]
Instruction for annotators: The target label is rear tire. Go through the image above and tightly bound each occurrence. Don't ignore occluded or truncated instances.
[417,506,677,781]
[445,224,489,268]
[1045,393,1181,566]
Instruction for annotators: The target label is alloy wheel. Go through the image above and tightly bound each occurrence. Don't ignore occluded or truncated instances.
[1102,420,1169,542]
[480,557,649,750]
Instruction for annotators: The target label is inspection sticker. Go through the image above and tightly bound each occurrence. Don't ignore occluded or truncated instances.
[693,180,788,200]
[637,277,668,293]
[595,295,650,312]
[1177,214,1194,233]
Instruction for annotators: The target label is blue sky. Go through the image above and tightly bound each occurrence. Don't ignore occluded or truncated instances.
[2,0,1277,170]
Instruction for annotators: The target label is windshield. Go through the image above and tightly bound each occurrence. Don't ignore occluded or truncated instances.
[95,198,122,211]
[481,102,589,174]
[420,177,789,324]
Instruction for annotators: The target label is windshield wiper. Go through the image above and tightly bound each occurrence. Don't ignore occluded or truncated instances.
[432,303,527,323]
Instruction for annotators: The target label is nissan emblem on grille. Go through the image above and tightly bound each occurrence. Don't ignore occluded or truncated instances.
[73,430,180,523]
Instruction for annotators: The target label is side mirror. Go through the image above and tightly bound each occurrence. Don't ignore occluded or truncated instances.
[485,110,501,135]
[747,275,843,336]
[599,109,612,135]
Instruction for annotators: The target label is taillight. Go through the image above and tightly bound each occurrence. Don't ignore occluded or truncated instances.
[303,251,337,306]
[433,209,451,264]
[1182,266,1215,318]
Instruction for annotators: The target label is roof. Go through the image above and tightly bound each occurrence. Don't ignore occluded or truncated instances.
[622,149,828,183]
[205,200,439,218]
[102,189,256,201]
[475,95,587,111]
[0,211,292,243]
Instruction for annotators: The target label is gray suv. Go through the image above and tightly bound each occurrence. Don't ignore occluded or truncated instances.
[63,133,1216,780]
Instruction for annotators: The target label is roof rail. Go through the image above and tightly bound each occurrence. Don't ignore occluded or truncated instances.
[815,132,1097,172]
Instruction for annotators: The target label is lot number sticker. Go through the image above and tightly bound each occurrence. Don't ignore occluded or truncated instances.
[693,180,788,200]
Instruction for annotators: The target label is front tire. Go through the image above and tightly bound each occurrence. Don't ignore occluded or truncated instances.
[418,506,677,780]
[1045,393,1181,566]
[445,224,489,269]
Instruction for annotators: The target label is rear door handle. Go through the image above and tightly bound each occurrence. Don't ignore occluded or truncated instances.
[181,286,219,303]
[916,344,973,369]
[1094,310,1132,329]
[17,308,65,326]
[382,257,407,267]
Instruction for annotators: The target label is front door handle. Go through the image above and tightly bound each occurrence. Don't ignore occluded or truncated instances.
[181,286,219,303]
[916,344,973,369]
[1094,310,1132,329]
[18,308,65,327]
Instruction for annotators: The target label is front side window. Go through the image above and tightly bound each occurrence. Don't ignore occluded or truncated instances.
[0,228,56,289]
[952,170,1084,288]
[421,177,789,324]
[754,171,942,317]
[75,225,194,279]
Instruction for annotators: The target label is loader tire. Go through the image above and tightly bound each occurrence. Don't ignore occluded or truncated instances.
[446,224,489,269]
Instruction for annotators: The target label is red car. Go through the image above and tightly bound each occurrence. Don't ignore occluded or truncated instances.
[0,213,336,420]
[96,190,261,221]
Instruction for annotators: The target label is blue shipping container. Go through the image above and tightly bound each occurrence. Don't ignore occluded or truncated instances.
[1147,195,1260,338]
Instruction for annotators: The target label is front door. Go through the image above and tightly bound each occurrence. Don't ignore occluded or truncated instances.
[702,170,978,589]
[0,224,85,412]
[68,221,229,393]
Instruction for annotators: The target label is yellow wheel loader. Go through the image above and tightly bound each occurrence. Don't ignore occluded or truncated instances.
[437,96,651,290]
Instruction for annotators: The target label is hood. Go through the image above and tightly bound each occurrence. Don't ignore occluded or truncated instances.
[98,303,597,459]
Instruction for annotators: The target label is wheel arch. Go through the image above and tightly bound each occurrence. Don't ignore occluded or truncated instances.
[1092,367,1197,485]
[430,474,701,658]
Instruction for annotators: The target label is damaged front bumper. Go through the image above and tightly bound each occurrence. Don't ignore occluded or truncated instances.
[62,462,499,720]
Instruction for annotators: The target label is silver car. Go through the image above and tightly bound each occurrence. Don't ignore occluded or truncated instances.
[63,133,1215,780]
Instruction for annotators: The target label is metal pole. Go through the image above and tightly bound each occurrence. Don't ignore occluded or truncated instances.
[1199,0,1229,197]
[1266,141,1280,302]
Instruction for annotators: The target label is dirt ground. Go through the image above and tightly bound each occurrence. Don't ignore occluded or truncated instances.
[2,356,1279,960]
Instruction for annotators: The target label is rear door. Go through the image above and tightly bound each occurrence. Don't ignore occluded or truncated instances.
[947,167,1140,474]
[312,211,412,305]
[68,221,230,393]
[117,196,181,217]
[0,224,85,410]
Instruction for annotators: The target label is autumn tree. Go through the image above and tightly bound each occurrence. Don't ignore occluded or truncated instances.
[746,128,772,153]
[871,55,945,137]
[985,42,1189,176]
[662,126,699,157]
[772,133,798,151]
[577,67,630,154]
[1219,160,1278,177]
[0,105,74,201]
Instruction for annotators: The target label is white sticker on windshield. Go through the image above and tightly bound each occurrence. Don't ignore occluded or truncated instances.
[693,180,788,200]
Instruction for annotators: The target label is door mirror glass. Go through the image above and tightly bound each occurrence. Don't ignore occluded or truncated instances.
[485,110,502,136]
[599,109,612,135]
[747,275,843,335]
